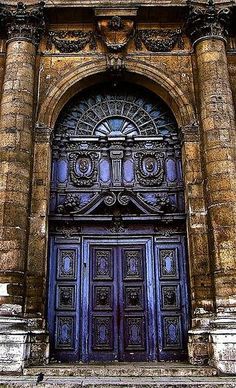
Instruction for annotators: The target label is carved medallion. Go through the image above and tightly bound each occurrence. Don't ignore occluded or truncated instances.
[135,152,164,186]
[69,152,98,186]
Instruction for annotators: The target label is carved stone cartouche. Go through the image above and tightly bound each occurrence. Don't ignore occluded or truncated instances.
[97,15,135,52]
[185,0,231,46]
[0,1,45,46]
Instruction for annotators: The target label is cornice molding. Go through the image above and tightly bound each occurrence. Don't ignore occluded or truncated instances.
[0,1,46,46]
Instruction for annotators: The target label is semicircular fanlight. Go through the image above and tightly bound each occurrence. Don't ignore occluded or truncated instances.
[55,83,178,137]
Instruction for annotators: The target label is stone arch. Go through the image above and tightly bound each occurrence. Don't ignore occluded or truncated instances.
[37,58,196,130]
[27,57,206,337]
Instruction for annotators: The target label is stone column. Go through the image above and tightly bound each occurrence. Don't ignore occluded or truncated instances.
[186,0,236,374]
[0,2,46,372]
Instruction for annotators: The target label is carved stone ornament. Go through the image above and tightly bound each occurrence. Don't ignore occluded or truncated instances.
[135,152,164,186]
[69,152,98,187]
[106,53,125,74]
[47,30,97,53]
[0,1,45,46]
[185,0,232,46]
[97,16,135,52]
[135,29,184,52]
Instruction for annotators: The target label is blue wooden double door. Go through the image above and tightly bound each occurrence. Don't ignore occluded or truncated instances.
[48,235,189,362]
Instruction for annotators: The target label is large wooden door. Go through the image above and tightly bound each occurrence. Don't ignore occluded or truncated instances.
[82,240,153,362]
[47,235,188,362]
[48,83,189,362]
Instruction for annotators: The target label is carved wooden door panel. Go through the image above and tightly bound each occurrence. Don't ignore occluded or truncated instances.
[155,236,189,361]
[47,239,81,362]
[82,241,152,362]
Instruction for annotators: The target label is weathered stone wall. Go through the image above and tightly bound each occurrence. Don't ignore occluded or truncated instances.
[0,0,235,375]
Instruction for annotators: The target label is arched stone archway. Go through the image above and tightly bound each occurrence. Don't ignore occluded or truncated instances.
[37,58,195,129]
[26,61,214,365]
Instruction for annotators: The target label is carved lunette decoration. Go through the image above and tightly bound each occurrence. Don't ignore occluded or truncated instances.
[0,1,45,46]
[185,0,232,45]
[135,28,184,52]
[47,30,97,52]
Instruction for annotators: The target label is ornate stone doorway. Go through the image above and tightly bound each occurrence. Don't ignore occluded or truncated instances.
[47,83,189,362]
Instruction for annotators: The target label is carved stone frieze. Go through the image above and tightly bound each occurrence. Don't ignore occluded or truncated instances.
[0,1,45,46]
[47,30,97,53]
[185,0,232,46]
[135,28,184,52]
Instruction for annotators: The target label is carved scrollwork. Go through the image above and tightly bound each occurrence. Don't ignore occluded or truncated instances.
[47,30,97,53]
[0,1,45,46]
[57,193,96,214]
[138,193,177,213]
[135,28,184,52]
[135,152,164,186]
[106,53,125,75]
[186,0,232,46]
[69,152,98,187]
[50,222,81,238]
[104,192,116,207]
[108,216,126,234]
[117,192,130,206]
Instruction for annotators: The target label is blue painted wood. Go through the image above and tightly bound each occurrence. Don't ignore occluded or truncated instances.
[48,235,189,362]
[47,238,81,362]
[48,83,189,363]
[154,235,189,361]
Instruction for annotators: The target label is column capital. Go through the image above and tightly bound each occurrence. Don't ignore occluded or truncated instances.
[0,1,46,46]
[185,0,232,47]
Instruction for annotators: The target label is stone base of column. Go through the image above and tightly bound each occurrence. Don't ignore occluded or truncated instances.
[0,317,49,374]
[188,329,211,366]
[209,318,236,375]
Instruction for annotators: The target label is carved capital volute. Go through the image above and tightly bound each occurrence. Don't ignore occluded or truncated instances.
[0,2,46,46]
[185,0,232,47]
